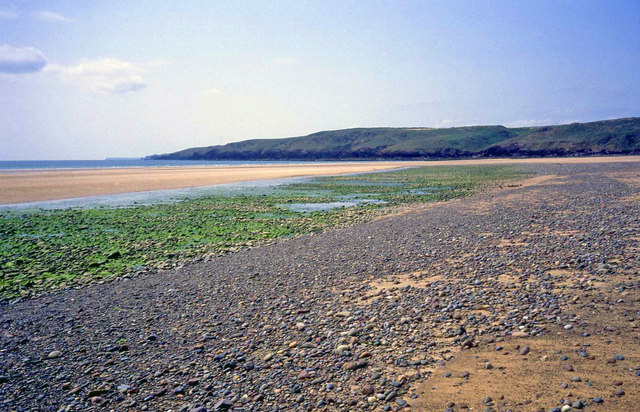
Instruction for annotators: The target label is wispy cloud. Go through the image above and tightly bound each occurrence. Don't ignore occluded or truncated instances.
[47,58,147,94]
[0,11,18,20]
[32,10,73,23]
[0,45,47,74]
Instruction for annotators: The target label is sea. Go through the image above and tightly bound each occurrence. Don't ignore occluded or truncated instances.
[0,159,327,171]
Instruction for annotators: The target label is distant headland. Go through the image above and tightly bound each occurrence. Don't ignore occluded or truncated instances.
[147,117,640,161]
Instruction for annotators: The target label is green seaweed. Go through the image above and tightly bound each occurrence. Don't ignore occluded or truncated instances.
[0,165,528,301]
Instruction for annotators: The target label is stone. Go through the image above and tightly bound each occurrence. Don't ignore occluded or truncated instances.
[107,250,121,259]
[362,384,375,395]
[334,344,350,354]
[344,360,367,371]
[90,396,105,405]
[213,399,232,410]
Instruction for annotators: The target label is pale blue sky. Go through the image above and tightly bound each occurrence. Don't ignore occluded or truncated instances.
[1,1,639,160]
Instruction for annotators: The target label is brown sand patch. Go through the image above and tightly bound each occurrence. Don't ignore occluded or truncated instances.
[351,271,445,305]
[412,330,640,411]
[608,170,640,188]
[621,193,640,203]
[3,156,638,205]
[495,273,521,285]
[550,229,580,237]
[366,271,444,295]
[516,174,563,187]
[497,239,529,247]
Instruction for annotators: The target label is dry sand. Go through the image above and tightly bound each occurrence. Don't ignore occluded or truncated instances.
[1,156,639,204]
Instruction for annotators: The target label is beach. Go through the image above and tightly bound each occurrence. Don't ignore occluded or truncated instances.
[1,156,639,204]
[2,159,639,410]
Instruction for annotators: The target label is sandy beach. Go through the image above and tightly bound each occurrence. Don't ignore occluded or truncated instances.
[1,156,639,204]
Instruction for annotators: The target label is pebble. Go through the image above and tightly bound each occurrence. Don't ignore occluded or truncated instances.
[213,399,232,410]
[3,162,639,411]
[362,384,375,395]
[571,400,585,409]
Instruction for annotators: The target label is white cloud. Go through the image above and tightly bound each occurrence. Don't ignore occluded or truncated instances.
[0,44,47,74]
[32,10,73,23]
[47,58,147,94]
[0,11,18,20]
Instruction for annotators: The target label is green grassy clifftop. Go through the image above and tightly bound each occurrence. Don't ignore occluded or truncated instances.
[148,117,640,160]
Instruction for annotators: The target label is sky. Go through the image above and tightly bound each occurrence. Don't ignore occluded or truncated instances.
[1,1,639,160]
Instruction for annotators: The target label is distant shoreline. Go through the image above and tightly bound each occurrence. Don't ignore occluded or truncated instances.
[1,156,639,205]
[0,159,341,173]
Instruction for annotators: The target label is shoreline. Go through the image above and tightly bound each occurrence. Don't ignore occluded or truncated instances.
[1,156,639,204]
[0,160,345,174]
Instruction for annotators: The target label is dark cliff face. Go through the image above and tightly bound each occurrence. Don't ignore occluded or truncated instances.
[147,117,640,161]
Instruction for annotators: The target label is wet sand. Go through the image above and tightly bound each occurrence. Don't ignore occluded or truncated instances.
[1,156,639,204]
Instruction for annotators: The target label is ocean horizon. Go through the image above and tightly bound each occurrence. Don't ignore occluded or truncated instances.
[0,159,358,171]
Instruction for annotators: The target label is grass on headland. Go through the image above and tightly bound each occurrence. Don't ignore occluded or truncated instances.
[0,165,529,301]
